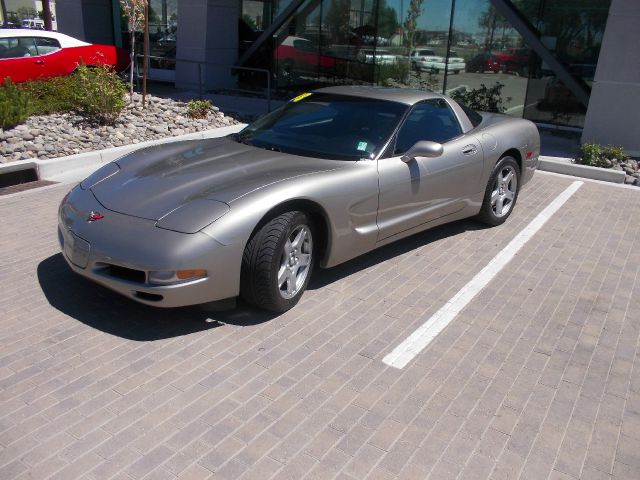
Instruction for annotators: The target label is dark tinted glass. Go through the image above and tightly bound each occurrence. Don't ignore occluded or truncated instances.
[394,99,462,153]
[459,104,483,127]
[236,93,408,160]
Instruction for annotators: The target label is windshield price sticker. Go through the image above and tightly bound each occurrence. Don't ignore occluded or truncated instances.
[357,141,368,152]
[291,92,312,102]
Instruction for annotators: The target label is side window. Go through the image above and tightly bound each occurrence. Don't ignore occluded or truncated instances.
[394,99,462,154]
[0,37,38,58]
[35,37,61,55]
[0,38,12,59]
[0,37,35,59]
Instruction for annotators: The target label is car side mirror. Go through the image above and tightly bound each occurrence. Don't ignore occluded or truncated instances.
[400,140,443,162]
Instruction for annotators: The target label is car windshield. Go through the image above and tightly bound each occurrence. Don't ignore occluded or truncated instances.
[233,93,408,160]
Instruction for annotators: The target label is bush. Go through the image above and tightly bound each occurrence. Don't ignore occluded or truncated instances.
[602,145,629,163]
[71,64,127,124]
[576,143,630,168]
[450,82,511,113]
[19,76,76,115]
[0,78,32,130]
[375,61,410,86]
[187,99,212,119]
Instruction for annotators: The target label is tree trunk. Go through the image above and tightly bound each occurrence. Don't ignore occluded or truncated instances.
[129,30,135,102]
[41,0,53,30]
[1,0,8,26]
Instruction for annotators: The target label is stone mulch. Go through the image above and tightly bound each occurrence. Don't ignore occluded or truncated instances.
[0,93,240,163]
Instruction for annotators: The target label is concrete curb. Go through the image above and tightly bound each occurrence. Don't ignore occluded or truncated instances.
[538,155,627,184]
[0,123,246,184]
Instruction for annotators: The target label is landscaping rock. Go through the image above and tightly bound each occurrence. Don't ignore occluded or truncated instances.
[0,93,239,163]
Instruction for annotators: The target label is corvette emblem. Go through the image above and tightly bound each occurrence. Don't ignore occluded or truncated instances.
[87,211,104,222]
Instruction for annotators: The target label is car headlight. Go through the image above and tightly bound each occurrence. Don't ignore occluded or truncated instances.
[156,199,230,234]
[148,269,208,286]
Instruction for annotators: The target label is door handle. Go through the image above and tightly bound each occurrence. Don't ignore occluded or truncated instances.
[34,59,45,65]
[462,145,477,155]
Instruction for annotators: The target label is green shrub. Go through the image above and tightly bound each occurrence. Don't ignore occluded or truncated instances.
[19,76,76,115]
[187,99,212,119]
[450,82,511,113]
[71,64,127,124]
[576,143,629,168]
[375,61,410,86]
[0,78,32,130]
[602,145,629,163]
[577,142,605,167]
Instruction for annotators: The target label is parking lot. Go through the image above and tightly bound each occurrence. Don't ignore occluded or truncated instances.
[0,172,639,480]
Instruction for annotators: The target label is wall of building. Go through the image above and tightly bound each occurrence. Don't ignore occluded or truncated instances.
[175,0,239,90]
[582,0,640,155]
[56,0,114,44]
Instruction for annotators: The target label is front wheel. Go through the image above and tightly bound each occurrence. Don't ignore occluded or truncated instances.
[241,211,314,312]
[477,156,520,226]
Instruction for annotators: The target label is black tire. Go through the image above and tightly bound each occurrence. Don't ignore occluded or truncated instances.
[241,211,314,312]
[477,156,521,226]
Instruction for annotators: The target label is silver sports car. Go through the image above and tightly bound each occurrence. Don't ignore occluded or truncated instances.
[58,86,539,312]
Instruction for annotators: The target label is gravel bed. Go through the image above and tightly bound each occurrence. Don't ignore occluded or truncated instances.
[0,93,240,163]
[594,158,640,186]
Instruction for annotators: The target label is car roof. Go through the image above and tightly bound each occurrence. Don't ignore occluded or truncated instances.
[0,29,89,47]
[313,86,446,106]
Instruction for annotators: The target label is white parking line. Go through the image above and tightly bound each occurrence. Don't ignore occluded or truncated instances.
[382,180,584,369]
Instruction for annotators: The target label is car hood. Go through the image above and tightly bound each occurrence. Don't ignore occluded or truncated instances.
[90,136,344,221]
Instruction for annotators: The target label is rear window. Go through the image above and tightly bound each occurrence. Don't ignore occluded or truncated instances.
[418,50,435,56]
[459,104,483,128]
[35,37,61,55]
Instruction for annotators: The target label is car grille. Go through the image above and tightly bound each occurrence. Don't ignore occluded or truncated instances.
[99,264,146,283]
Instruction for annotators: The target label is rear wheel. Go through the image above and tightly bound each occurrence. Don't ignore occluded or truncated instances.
[241,211,314,312]
[477,156,520,226]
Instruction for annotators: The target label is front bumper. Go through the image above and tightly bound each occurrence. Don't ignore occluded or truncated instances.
[58,186,242,308]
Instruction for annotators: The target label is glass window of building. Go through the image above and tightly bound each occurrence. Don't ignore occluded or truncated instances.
[237,0,611,128]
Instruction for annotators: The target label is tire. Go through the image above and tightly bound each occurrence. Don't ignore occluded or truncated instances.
[241,211,314,312]
[477,156,520,226]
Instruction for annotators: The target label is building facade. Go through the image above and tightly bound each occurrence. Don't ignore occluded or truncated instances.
[56,0,638,155]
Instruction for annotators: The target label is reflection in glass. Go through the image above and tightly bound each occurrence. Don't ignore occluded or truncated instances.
[518,0,611,127]
[238,0,610,127]
[445,0,529,116]
[148,0,177,73]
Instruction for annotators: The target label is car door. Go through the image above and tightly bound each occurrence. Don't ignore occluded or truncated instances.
[32,37,65,78]
[376,99,483,241]
[0,36,41,82]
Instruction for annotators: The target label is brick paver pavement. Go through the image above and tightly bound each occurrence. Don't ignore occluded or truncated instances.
[0,172,638,480]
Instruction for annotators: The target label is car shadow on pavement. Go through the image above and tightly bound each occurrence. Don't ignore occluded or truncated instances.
[309,218,488,290]
[37,254,278,341]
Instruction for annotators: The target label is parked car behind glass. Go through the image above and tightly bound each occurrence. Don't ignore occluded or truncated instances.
[465,53,502,73]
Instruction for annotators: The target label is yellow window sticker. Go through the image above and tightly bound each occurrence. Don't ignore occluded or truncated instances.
[291,92,312,102]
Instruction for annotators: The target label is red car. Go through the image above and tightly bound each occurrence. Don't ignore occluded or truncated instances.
[495,48,531,75]
[465,53,502,73]
[0,29,130,83]
[275,36,343,76]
